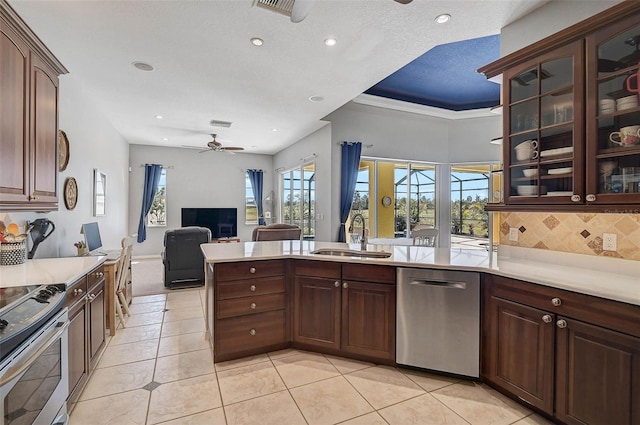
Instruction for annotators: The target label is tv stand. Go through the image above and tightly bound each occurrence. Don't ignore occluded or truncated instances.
[212,237,240,244]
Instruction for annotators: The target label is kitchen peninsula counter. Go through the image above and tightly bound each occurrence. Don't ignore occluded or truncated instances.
[0,256,105,288]
[201,241,639,306]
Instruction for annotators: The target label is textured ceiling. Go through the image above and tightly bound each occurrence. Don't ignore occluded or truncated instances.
[366,35,501,111]
[9,0,547,154]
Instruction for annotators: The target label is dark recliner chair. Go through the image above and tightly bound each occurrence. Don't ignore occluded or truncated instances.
[162,226,211,288]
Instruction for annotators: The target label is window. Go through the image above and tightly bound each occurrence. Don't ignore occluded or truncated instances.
[280,163,315,239]
[245,174,258,225]
[147,168,166,227]
[450,165,491,249]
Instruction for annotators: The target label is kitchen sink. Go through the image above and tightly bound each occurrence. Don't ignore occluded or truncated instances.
[310,248,391,258]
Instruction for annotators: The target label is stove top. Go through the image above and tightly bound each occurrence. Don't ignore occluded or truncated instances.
[0,283,66,361]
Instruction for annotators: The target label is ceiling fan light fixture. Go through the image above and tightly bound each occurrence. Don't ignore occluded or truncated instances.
[250,37,264,46]
[435,13,451,24]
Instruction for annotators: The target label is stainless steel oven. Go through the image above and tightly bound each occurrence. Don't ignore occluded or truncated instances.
[1,291,69,425]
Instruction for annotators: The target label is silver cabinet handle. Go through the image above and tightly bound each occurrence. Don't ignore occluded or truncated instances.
[556,319,567,329]
[570,194,581,203]
[88,294,96,301]
[334,281,340,287]
[586,194,596,202]
[250,302,256,309]
[249,328,256,336]
[249,267,256,274]
[343,282,349,289]
[74,288,84,296]
[250,285,256,292]
[542,314,552,323]
[551,297,562,306]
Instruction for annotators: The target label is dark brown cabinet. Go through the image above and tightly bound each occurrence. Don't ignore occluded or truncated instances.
[213,260,289,362]
[482,274,640,424]
[0,1,66,211]
[66,264,106,412]
[293,260,396,364]
[481,2,640,211]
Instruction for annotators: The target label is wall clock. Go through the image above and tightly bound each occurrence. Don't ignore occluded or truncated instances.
[58,130,70,172]
[381,195,392,207]
[63,177,78,210]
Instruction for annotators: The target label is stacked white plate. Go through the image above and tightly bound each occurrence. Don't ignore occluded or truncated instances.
[516,185,546,196]
[616,95,638,111]
[600,98,615,114]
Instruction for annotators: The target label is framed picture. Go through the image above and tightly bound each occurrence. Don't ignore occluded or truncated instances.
[93,169,106,216]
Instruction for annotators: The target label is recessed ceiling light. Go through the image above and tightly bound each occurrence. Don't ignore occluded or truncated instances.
[272,128,278,132]
[324,37,337,46]
[251,37,264,46]
[435,13,451,24]
[162,137,169,141]
[309,96,324,102]
[132,61,154,71]
[155,115,164,119]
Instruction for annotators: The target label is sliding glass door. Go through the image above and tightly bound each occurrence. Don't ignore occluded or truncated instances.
[280,163,316,240]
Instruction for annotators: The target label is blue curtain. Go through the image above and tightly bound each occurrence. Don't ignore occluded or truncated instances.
[137,164,163,243]
[338,142,362,242]
[247,169,265,225]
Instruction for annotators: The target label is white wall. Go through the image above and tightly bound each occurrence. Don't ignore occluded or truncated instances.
[128,145,274,256]
[1,77,130,259]
[501,0,623,56]
[273,124,333,241]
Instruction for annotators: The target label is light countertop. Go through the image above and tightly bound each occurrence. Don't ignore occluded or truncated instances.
[0,256,106,288]
[201,241,640,307]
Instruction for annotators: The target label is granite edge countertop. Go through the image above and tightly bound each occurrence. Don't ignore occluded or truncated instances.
[201,241,640,307]
[0,256,106,289]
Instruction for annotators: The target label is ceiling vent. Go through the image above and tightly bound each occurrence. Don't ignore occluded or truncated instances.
[254,0,295,17]
[210,119,233,128]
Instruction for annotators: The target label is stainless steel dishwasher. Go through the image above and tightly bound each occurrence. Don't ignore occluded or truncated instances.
[396,268,480,378]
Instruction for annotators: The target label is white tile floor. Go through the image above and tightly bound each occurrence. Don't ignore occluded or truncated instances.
[70,289,555,425]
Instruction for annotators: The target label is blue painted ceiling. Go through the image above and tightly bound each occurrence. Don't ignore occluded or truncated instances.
[365,35,500,111]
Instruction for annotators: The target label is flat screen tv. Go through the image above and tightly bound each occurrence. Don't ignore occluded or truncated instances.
[181,208,237,239]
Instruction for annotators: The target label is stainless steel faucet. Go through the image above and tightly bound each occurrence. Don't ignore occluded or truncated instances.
[351,213,367,250]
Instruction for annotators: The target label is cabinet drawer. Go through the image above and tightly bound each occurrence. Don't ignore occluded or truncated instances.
[215,260,285,282]
[87,265,105,289]
[217,276,285,299]
[217,293,286,319]
[66,276,87,308]
[295,260,341,279]
[343,263,395,284]
[484,274,640,338]
[216,310,286,354]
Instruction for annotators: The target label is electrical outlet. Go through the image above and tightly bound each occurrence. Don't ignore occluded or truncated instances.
[509,227,519,242]
[603,233,617,251]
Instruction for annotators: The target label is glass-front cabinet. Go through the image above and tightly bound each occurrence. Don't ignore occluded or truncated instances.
[504,41,584,205]
[587,14,640,206]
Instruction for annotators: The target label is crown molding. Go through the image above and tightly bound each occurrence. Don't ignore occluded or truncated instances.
[352,94,496,120]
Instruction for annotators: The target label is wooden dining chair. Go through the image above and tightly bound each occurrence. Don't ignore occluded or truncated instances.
[115,236,134,327]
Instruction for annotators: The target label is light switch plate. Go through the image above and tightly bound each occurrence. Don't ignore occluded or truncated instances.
[603,233,617,251]
[509,228,519,241]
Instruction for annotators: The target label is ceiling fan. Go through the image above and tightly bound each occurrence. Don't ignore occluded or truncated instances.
[182,134,244,154]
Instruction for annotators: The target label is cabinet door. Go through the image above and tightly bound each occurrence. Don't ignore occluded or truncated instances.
[555,317,640,425]
[67,302,87,408]
[341,280,395,361]
[88,282,105,368]
[0,19,30,204]
[586,13,640,205]
[293,275,340,350]
[30,54,58,205]
[504,40,584,205]
[485,296,555,414]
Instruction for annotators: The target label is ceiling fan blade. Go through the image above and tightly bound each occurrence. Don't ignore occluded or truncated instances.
[291,0,316,22]
[223,147,244,151]
[392,0,413,3]
[181,145,206,150]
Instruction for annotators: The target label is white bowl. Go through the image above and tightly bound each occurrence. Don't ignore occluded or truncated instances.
[617,94,637,103]
[517,185,538,196]
[522,169,538,177]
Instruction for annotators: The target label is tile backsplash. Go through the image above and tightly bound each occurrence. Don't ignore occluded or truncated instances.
[499,212,640,261]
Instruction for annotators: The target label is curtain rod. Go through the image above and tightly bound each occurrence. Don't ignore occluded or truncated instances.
[240,168,266,173]
[338,142,373,148]
[300,153,317,162]
[139,164,174,169]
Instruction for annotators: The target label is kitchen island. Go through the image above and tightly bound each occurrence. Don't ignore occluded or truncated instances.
[202,240,640,424]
